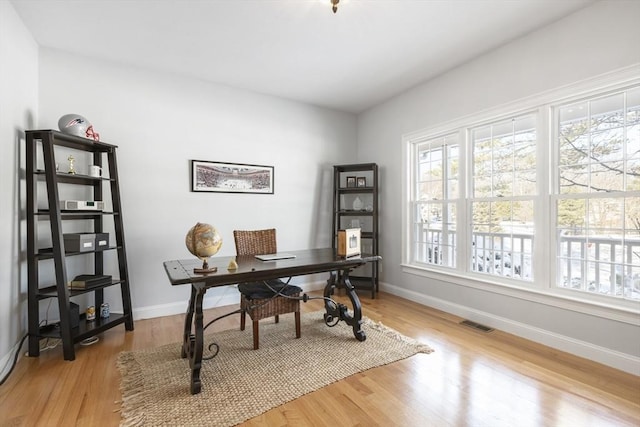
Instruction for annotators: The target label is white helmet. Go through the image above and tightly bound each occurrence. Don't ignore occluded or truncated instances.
[58,114,100,141]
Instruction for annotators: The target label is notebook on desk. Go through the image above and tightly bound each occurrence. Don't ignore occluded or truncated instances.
[255,253,296,261]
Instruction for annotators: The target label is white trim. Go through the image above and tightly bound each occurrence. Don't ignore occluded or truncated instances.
[132,281,327,320]
[0,338,25,380]
[379,280,640,376]
[401,264,639,325]
[401,133,412,265]
[133,293,240,320]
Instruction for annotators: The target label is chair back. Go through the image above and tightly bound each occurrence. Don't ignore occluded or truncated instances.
[233,229,278,255]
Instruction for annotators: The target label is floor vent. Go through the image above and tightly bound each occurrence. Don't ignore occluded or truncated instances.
[460,320,494,332]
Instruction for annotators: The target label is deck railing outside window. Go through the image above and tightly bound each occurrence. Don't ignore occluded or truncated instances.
[558,232,640,299]
[416,227,639,300]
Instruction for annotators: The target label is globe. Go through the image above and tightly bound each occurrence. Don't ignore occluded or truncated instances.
[185,222,223,273]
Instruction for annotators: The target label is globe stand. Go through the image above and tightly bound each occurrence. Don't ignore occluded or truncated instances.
[194,258,218,274]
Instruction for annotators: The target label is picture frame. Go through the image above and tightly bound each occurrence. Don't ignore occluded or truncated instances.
[346,176,357,188]
[356,177,367,187]
[191,160,274,194]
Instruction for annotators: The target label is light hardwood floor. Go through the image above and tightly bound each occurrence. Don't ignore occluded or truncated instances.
[1,291,638,426]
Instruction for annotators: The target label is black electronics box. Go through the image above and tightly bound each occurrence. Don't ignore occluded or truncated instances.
[69,302,80,328]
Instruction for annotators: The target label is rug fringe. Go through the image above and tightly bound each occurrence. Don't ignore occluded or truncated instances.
[364,318,434,354]
[117,352,147,427]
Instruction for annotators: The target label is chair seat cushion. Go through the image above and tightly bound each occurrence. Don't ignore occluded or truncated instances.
[238,279,302,300]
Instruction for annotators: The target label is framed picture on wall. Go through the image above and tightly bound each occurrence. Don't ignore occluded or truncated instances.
[190,160,274,194]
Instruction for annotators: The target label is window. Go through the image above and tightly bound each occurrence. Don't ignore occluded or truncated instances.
[405,77,640,307]
[470,115,536,281]
[411,134,459,268]
[554,87,640,301]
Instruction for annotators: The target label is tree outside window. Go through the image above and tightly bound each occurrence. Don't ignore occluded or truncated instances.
[555,87,640,300]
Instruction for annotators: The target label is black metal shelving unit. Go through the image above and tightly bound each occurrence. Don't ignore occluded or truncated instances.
[332,163,379,298]
[26,129,134,360]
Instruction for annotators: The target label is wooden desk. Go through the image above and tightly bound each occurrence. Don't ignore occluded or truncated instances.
[163,248,381,394]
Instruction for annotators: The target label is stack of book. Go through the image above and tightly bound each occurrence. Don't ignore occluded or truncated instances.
[68,274,112,289]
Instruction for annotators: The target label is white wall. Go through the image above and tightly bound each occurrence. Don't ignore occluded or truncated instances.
[36,49,357,320]
[0,0,39,377]
[358,0,640,374]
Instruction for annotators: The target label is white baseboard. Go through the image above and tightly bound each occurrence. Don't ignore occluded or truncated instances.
[132,281,327,320]
[0,335,27,381]
[133,293,241,320]
[0,349,13,379]
[379,282,640,376]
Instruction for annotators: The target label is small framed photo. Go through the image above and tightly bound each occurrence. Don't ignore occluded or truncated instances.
[346,176,357,188]
[356,177,367,187]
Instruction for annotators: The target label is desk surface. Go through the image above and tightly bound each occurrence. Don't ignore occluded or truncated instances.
[164,248,379,287]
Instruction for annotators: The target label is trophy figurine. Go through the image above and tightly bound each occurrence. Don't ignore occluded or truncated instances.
[67,155,76,175]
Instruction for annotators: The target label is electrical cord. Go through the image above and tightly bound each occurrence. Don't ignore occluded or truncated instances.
[1,301,62,386]
[0,333,28,386]
[266,279,340,305]
[246,280,340,315]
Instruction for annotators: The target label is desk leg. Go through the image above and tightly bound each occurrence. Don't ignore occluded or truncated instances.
[323,269,366,342]
[182,284,205,394]
[190,285,205,394]
[181,286,197,358]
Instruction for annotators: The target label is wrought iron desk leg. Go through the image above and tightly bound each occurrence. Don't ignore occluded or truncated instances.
[182,286,197,358]
[323,269,366,342]
[182,284,205,394]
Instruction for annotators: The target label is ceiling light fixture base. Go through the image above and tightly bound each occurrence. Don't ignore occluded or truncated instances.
[331,0,339,14]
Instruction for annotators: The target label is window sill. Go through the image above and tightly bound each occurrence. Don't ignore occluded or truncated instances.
[401,263,640,326]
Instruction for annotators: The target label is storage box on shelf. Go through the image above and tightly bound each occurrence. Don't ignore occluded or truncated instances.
[63,232,110,253]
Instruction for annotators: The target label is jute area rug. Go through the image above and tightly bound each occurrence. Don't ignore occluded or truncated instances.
[117,311,433,426]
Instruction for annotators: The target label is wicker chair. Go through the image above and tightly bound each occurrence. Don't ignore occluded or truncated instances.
[233,229,302,350]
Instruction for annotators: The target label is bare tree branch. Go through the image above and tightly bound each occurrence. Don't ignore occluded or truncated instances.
[559,176,614,193]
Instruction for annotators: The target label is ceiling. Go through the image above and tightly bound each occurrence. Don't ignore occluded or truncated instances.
[11,0,595,114]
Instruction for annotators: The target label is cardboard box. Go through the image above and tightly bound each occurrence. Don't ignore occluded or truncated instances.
[338,228,361,257]
[63,233,95,253]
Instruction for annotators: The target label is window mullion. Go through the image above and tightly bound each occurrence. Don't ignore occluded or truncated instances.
[457,128,470,273]
[534,106,551,290]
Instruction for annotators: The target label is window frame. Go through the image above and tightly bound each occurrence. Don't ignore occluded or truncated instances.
[410,132,461,270]
[549,86,640,305]
[467,112,539,283]
[402,66,640,322]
